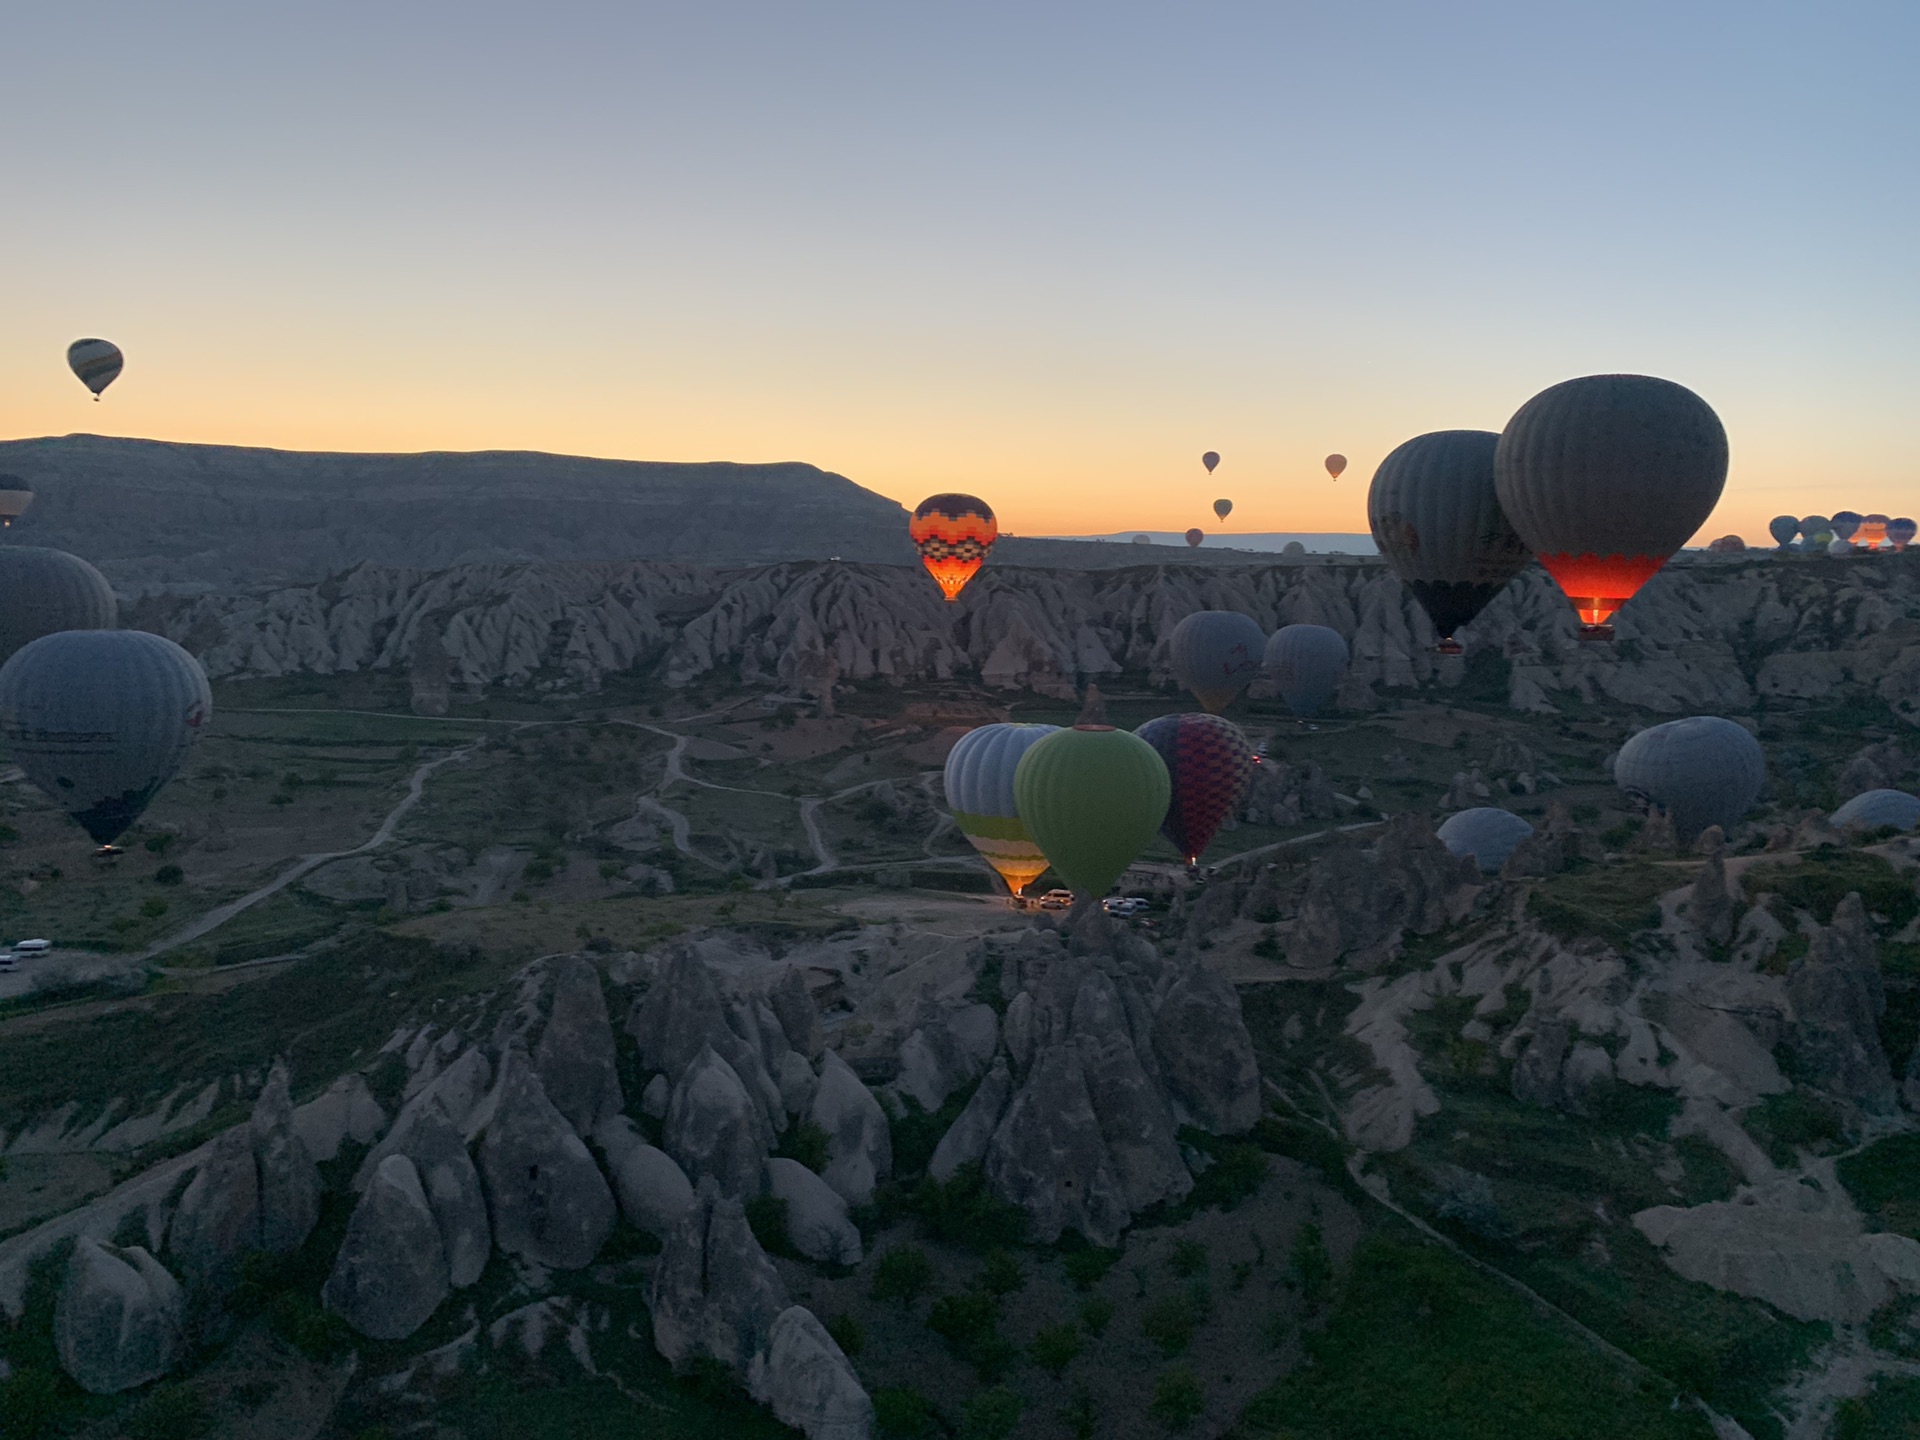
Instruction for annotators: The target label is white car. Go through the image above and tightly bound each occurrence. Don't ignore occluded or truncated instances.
[1037,889,1074,911]
[11,938,50,954]
[1102,896,1150,917]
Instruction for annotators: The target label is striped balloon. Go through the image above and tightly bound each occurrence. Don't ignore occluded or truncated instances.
[910,493,997,601]
[942,722,1060,895]
[67,339,124,399]
[0,630,210,846]
[0,547,118,665]
[1135,712,1255,863]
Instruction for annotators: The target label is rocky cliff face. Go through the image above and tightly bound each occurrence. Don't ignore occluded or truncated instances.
[121,551,1920,718]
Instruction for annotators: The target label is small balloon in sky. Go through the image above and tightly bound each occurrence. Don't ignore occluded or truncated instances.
[1201,451,1220,474]
[1185,528,1205,548]
[1324,454,1347,480]
[67,339,124,400]
[1213,498,1232,522]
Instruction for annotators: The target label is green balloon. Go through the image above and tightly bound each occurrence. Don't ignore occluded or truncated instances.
[1014,725,1171,898]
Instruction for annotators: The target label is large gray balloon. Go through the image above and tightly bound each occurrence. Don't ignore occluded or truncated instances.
[1831,789,1920,833]
[1367,430,1529,652]
[1167,610,1267,713]
[1613,716,1764,843]
[1264,624,1349,717]
[0,547,118,665]
[0,630,211,845]
[1437,807,1535,873]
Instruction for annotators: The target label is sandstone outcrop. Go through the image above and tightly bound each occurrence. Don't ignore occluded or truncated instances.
[323,1154,451,1340]
[664,1046,774,1196]
[534,957,623,1137]
[764,1158,863,1267]
[54,1239,184,1394]
[595,1116,697,1238]
[650,1179,790,1374]
[748,1305,875,1440]
[475,1048,616,1269]
[808,1053,892,1208]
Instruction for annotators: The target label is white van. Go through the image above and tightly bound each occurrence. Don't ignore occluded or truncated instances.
[12,938,51,954]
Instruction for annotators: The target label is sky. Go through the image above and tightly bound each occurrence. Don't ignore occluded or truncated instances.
[3,2,1915,542]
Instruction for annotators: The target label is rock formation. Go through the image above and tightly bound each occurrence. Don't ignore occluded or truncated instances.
[596,1116,697,1238]
[324,1154,452,1340]
[475,1048,616,1269]
[764,1158,863,1267]
[808,1053,892,1208]
[534,957,624,1138]
[249,1061,321,1256]
[1786,892,1897,1112]
[54,1239,184,1394]
[748,1306,875,1440]
[664,1046,774,1197]
[650,1179,790,1374]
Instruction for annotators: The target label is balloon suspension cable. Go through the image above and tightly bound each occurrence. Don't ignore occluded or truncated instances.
[1577,623,1615,644]
[1435,638,1464,657]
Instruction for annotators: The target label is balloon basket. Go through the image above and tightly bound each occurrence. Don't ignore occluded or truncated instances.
[1434,639,1464,656]
[91,845,123,860]
[1577,623,1615,643]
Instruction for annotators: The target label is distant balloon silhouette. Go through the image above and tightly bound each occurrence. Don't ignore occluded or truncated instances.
[1495,374,1727,640]
[1185,528,1205,548]
[67,339,123,399]
[0,475,33,529]
[0,630,210,847]
[1831,789,1920,833]
[1858,515,1889,550]
[1831,511,1862,542]
[1767,516,1799,547]
[1213,498,1232,522]
[1437,807,1535,874]
[1167,611,1266,713]
[1202,451,1220,474]
[1367,429,1530,655]
[0,548,118,665]
[1135,713,1255,864]
[1889,518,1916,552]
[1707,536,1746,554]
[909,493,997,601]
[1324,454,1347,480]
[1265,624,1349,718]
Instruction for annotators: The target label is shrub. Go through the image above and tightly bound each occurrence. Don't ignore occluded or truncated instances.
[959,1385,1023,1440]
[0,1368,61,1439]
[140,897,170,918]
[745,1194,795,1258]
[1032,1321,1082,1376]
[1170,1239,1208,1279]
[1061,1383,1097,1439]
[1079,1295,1114,1337]
[1060,1241,1120,1291]
[269,1290,354,1361]
[980,1248,1026,1296]
[1291,1221,1332,1309]
[1150,1365,1205,1431]
[929,1290,1016,1379]
[128,1382,209,1440]
[153,863,184,885]
[872,1244,935,1304]
[777,1120,830,1174]
[1142,1293,1197,1356]
[825,1311,865,1357]
[873,1385,942,1438]
[915,1165,1026,1250]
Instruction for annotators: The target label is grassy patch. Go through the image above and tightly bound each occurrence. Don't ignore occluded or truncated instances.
[1744,1090,1846,1167]
[1748,847,1918,928]
[1838,1134,1920,1241]
[1834,1376,1920,1439]
[1526,861,1678,949]
[1236,1234,1711,1440]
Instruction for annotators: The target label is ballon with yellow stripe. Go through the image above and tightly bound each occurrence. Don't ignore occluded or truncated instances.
[942,722,1060,896]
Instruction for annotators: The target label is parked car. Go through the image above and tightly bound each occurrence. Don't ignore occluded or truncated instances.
[1038,889,1074,910]
[0,952,14,972]
[11,938,51,954]
[1102,896,1149,917]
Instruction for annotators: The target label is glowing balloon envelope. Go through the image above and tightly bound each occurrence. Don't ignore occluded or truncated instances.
[67,339,124,399]
[1185,528,1205,548]
[1202,451,1220,474]
[1168,610,1266,713]
[1265,624,1349,717]
[1437,807,1535,874]
[942,722,1061,896]
[1889,518,1916,551]
[1367,430,1530,655]
[1013,725,1170,898]
[0,629,211,846]
[1613,716,1763,845]
[1859,515,1889,550]
[1134,712,1255,863]
[1213,498,1232,522]
[0,547,118,666]
[0,475,33,529]
[1767,516,1799,547]
[1494,374,1728,640]
[910,493,997,602]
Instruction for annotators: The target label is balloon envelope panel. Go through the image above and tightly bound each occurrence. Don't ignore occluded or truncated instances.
[1168,611,1266,713]
[1831,789,1920,833]
[1367,429,1529,641]
[1264,624,1349,717]
[1830,511,1862,541]
[1437,807,1535,874]
[943,722,1060,893]
[1014,725,1169,898]
[1614,716,1764,844]
[67,338,124,396]
[0,547,117,665]
[1134,713,1255,863]
[910,493,997,601]
[1890,518,1917,550]
[0,630,211,844]
[1768,516,1799,546]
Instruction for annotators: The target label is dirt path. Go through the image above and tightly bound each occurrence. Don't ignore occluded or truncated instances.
[139,743,481,961]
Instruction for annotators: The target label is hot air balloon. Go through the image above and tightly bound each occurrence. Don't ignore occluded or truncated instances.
[1494,375,1728,640]
[1707,536,1746,554]
[1367,430,1530,655]
[1436,807,1535,874]
[1213,498,1233,522]
[67,339,124,399]
[1890,518,1916,552]
[1859,515,1889,550]
[910,493,997,602]
[1013,725,1169,899]
[1265,624,1348,717]
[1831,511,1862,543]
[1134,713,1255,864]
[942,723,1062,896]
[1799,516,1829,551]
[1202,451,1220,474]
[1613,716,1763,844]
[0,548,118,665]
[1831,789,1920,833]
[0,630,210,849]
[1168,611,1266,713]
[1324,454,1347,481]
[1767,516,1799,548]
[0,476,33,529]
[1185,528,1205,548]
[1804,528,1835,552]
